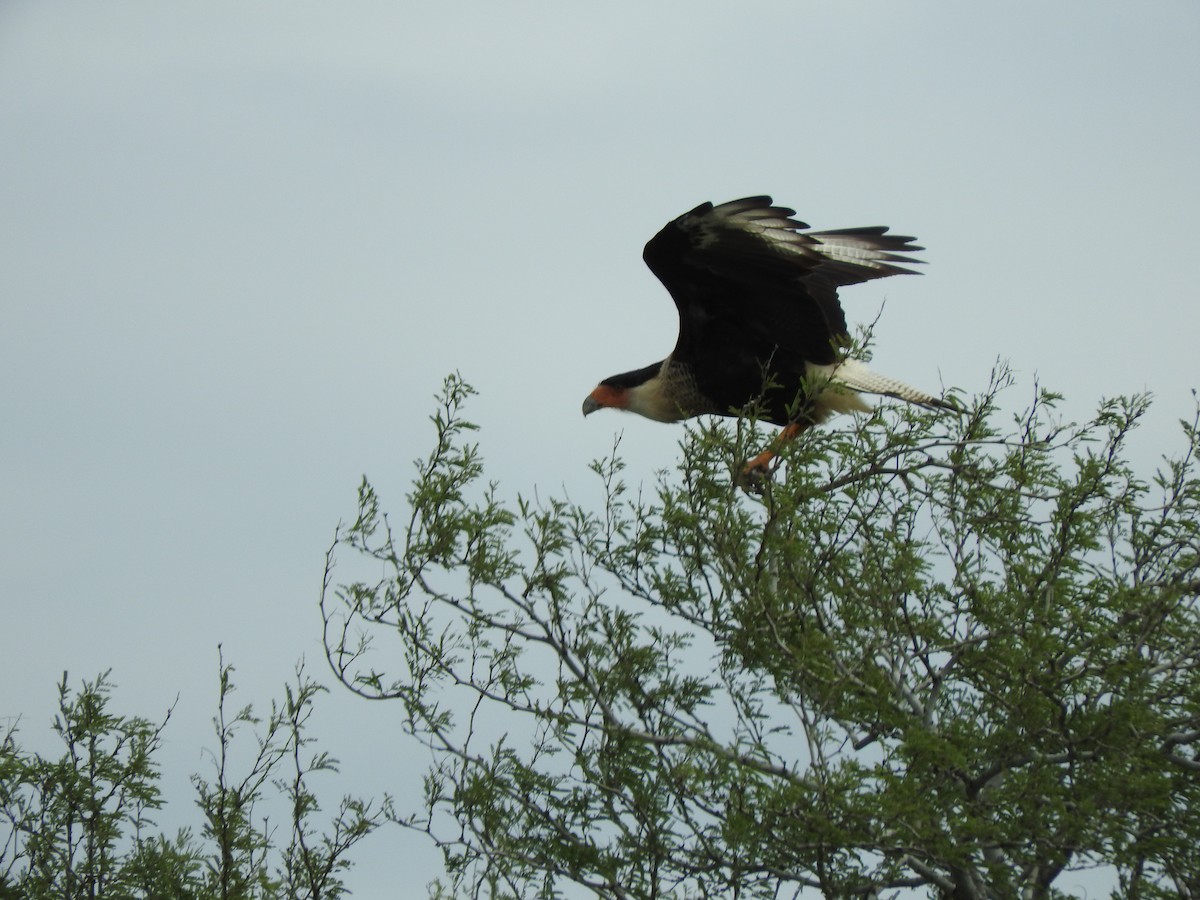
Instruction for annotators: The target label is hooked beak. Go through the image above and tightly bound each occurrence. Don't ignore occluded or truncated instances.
[582,394,601,417]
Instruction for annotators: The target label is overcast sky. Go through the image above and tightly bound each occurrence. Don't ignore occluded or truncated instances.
[2,1,1198,895]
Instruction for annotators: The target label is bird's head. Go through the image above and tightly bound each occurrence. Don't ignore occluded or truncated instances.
[582,382,630,417]
[583,362,683,422]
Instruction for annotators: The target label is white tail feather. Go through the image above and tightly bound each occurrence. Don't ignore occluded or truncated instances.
[808,358,943,416]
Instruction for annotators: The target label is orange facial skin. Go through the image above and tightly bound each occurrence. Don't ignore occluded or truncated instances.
[582,384,629,416]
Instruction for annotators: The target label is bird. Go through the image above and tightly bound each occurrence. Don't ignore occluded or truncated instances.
[581,196,950,474]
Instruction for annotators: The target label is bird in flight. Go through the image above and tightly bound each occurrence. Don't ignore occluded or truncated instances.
[582,196,950,475]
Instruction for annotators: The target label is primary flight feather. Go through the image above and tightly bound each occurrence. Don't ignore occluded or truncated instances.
[582,196,949,467]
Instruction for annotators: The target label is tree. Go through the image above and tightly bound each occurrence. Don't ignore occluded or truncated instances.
[1,671,172,900]
[321,371,1200,898]
[0,656,388,899]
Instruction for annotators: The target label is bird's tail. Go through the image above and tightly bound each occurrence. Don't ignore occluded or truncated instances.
[809,358,956,413]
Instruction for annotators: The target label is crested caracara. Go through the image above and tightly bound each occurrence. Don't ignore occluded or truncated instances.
[582,196,950,471]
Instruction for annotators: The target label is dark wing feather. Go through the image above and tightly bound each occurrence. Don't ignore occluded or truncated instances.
[641,196,923,419]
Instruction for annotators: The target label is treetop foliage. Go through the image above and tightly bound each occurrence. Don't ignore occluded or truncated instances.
[322,370,1200,899]
[0,656,388,900]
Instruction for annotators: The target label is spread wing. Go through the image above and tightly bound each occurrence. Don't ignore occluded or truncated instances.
[641,196,923,374]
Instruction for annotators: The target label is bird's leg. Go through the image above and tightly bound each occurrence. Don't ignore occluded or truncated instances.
[740,421,804,481]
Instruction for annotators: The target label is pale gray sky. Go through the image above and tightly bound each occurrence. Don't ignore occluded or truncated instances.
[2,1,1198,895]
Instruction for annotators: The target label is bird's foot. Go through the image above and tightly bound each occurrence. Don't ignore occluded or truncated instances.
[736,450,779,494]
